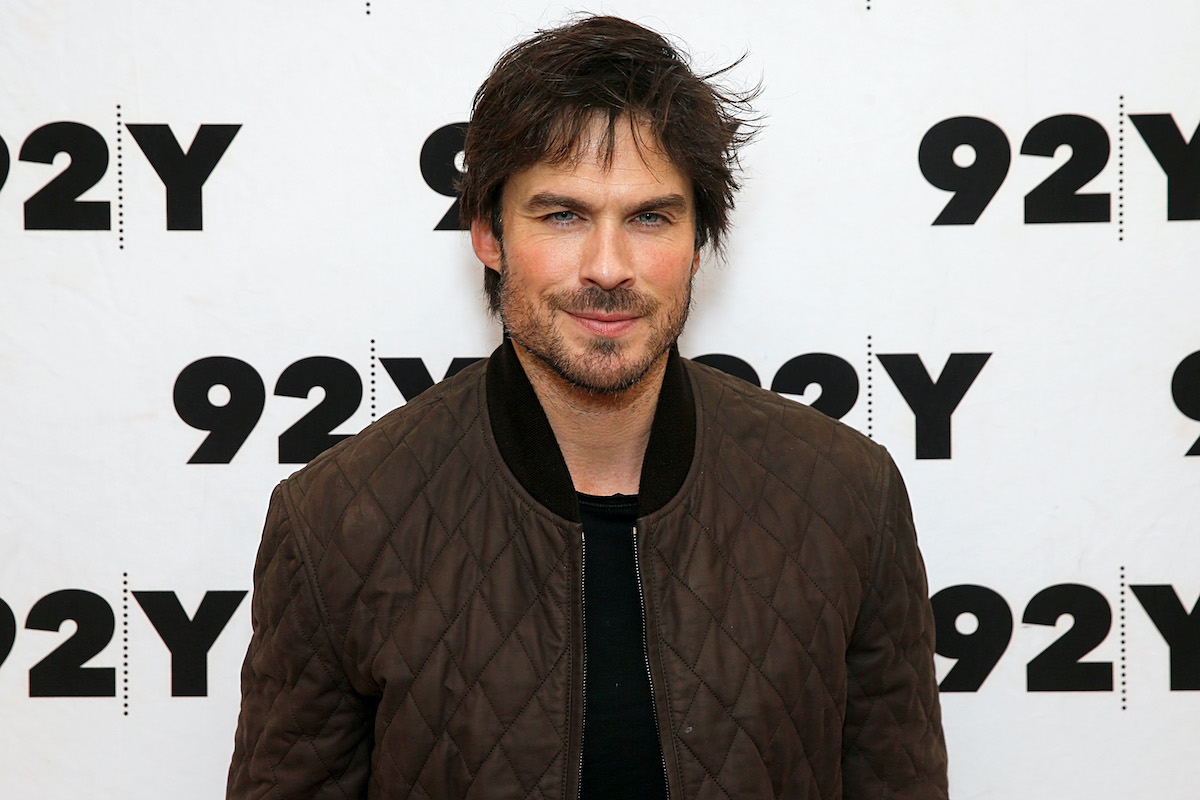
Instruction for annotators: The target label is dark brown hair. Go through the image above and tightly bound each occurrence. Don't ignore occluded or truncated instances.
[459,15,759,312]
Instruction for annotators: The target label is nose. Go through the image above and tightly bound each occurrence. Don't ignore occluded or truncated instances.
[578,220,635,290]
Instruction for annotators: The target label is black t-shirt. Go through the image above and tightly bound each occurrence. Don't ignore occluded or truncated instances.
[577,493,668,800]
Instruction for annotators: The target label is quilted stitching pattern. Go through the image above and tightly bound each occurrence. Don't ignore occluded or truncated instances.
[227,358,946,800]
[642,365,946,799]
[228,484,375,799]
[230,364,576,799]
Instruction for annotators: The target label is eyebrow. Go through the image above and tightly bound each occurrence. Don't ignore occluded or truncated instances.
[523,192,691,217]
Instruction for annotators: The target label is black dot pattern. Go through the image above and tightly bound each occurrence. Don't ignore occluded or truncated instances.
[122,572,130,716]
[1118,95,1125,242]
[116,105,125,250]
[1120,565,1127,710]
[866,334,874,439]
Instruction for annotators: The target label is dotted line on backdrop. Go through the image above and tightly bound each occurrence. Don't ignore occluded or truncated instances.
[122,572,130,716]
[116,105,125,250]
[370,339,377,422]
[1118,95,1125,242]
[1120,565,1127,710]
[866,335,874,439]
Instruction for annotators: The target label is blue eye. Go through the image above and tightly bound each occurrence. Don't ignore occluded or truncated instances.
[636,212,664,224]
[549,211,577,223]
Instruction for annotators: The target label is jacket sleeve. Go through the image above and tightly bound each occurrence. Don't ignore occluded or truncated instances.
[227,482,374,800]
[842,454,948,799]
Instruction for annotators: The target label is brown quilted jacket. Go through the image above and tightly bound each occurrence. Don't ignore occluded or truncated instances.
[227,341,948,799]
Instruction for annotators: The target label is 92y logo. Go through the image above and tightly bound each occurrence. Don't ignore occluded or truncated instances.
[919,112,1199,225]
[0,121,239,230]
[173,350,990,464]
[174,355,478,464]
[933,582,1200,693]
[0,589,245,698]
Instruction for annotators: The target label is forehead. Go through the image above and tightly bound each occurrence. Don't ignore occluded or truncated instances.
[504,117,691,203]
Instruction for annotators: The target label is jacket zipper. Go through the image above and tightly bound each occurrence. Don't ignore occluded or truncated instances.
[633,523,671,800]
[577,529,587,800]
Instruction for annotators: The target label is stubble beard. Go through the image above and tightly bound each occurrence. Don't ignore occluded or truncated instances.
[497,255,693,396]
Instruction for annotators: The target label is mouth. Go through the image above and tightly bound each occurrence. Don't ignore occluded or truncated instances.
[566,310,641,338]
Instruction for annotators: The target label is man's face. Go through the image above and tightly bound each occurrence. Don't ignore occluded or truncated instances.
[471,118,700,395]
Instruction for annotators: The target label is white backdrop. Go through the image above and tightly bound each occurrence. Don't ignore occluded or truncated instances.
[1,1,1197,797]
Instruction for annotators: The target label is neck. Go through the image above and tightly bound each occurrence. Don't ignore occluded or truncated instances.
[512,342,666,496]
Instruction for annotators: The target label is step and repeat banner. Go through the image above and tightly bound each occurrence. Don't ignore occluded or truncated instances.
[1,1,1196,797]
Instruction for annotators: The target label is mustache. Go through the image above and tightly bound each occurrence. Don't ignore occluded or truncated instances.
[548,286,658,315]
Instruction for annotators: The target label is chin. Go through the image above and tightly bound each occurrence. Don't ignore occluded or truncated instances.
[554,343,663,396]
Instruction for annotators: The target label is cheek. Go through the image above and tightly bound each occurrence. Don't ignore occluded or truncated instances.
[508,239,580,287]
[642,246,699,289]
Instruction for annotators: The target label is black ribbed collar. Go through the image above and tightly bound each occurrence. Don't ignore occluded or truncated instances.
[485,338,695,523]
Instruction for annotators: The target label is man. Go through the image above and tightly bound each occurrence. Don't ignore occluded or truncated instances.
[227,15,947,800]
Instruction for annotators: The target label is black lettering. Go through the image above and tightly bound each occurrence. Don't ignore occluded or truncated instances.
[174,356,266,464]
[1131,585,1200,690]
[931,584,1013,692]
[0,597,15,670]
[1024,584,1113,692]
[1021,115,1111,224]
[918,116,1010,225]
[1130,114,1200,220]
[0,133,9,195]
[26,590,115,697]
[20,122,111,230]
[770,353,858,419]
[691,354,761,387]
[1172,351,1200,456]
[127,124,240,230]
[380,356,482,402]
[275,357,363,464]
[420,123,469,230]
[877,352,991,459]
[134,591,246,697]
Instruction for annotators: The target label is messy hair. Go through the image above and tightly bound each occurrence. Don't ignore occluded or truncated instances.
[459,15,760,312]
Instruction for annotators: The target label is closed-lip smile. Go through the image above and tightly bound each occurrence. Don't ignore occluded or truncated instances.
[567,310,640,337]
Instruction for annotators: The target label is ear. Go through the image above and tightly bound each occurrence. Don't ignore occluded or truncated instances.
[690,248,701,277]
[470,218,503,274]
